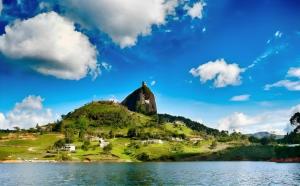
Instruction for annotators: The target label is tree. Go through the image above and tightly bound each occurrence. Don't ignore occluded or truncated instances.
[127,128,137,138]
[81,141,90,151]
[290,112,300,131]
[54,139,66,149]
[13,126,20,132]
[109,130,115,139]
[260,137,272,145]
[64,127,75,143]
[136,152,150,161]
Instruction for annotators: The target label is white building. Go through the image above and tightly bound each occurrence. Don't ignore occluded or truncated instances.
[99,138,110,148]
[63,144,76,152]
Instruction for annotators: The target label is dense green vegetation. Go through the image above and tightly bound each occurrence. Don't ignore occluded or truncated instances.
[0,101,299,162]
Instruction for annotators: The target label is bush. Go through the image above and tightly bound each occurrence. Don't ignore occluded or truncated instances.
[275,146,300,158]
[209,141,217,149]
[171,143,184,153]
[81,141,90,151]
[260,137,272,145]
[54,139,66,149]
[57,152,71,161]
[127,128,137,138]
[136,152,150,161]
[103,143,113,153]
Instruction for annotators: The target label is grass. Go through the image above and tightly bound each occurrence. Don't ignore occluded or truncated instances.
[163,122,193,137]
[110,138,132,161]
[0,133,62,160]
[0,132,282,162]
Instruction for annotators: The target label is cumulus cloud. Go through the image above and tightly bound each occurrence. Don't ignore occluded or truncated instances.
[56,0,179,48]
[217,105,300,134]
[230,94,250,101]
[218,112,259,132]
[265,67,300,91]
[190,59,245,88]
[287,67,300,78]
[0,95,57,129]
[185,1,206,19]
[0,11,99,80]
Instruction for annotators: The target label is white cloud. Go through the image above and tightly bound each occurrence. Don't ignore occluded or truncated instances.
[218,105,300,134]
[247,44,286,69]
[186,1,206,19]
[0,0,3,14]
[218,112,259,132]
[265,67,300,91]
[101,62,112,72]
[0,95,57,129]
[287,67,300,78]
[190,59,245,88]
[265,80,300,91]
[151,80,156,86]
[0,11,99,80]
[58,0,179,48]
[230,94,250,102]
[274,30,283,38]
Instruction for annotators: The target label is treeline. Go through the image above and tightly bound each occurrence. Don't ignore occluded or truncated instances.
[158,114,222,136]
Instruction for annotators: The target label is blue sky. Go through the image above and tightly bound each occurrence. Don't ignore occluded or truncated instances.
[1,0,300,134]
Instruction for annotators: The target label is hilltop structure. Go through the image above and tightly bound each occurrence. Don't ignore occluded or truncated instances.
[121,82,157,115]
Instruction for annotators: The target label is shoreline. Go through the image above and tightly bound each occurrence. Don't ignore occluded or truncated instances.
[1,159,300,163]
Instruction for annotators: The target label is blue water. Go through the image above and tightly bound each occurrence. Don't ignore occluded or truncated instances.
[0,162,299,185]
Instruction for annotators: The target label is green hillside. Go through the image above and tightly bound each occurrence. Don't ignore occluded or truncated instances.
[0,100,298,162]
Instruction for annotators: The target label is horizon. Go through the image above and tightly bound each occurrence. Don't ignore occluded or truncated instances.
[1,0,300,135]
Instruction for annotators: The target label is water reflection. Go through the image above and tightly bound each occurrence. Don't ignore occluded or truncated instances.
[0,162,299,185]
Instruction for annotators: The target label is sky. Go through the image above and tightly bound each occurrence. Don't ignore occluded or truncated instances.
[1,0,300,134]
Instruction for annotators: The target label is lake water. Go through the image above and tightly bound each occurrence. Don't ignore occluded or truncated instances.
[0,162,299,185]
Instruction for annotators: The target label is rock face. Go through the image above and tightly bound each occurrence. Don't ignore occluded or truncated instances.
[121,82,157,115]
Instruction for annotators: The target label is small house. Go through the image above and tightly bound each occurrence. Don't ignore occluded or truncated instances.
[99,138,110,148]
[63,144,76,152]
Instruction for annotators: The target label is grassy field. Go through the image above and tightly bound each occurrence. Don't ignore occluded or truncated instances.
[0,132,234,162]
[0,133,63,160]
[0,132,290,162]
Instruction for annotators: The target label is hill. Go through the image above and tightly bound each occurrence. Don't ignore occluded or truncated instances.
[1,84,298,162]
[56,101,216,140]
[246,132,284,140]
[1,100,299,162]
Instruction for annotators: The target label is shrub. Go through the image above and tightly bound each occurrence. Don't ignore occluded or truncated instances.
[103,143,113,153]
[54,139,66,149]
[127,128,137,138]
[57,152,71,161]
[136,152,150,161]
[209,141,217,149]
[171,143,184,153]
[81,141,90,151]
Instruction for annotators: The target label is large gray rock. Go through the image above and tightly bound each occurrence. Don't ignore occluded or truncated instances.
[121,82,157,115]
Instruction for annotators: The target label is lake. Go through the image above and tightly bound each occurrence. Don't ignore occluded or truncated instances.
[0,162,299,185]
